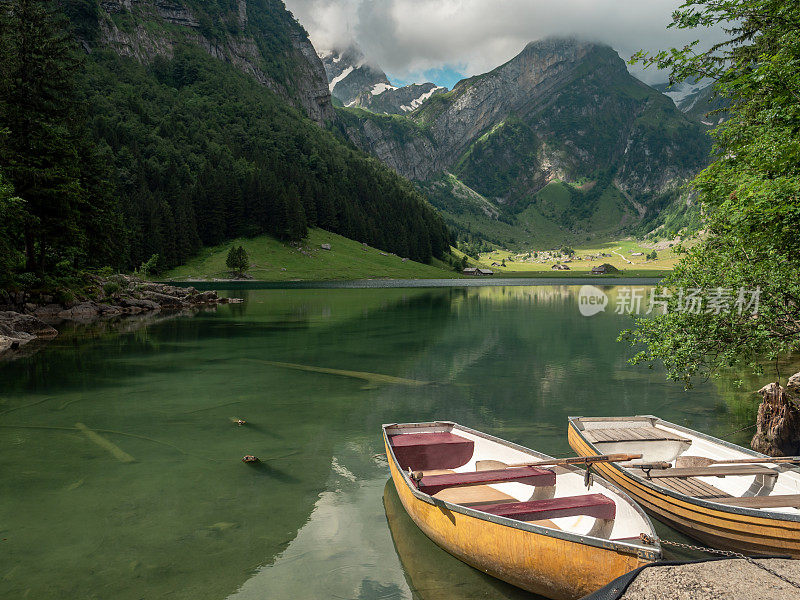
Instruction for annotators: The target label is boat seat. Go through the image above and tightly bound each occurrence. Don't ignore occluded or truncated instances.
[389,432,474,471]
[478,494,616,522]
[416,466,556,496]
[583,426,692,444]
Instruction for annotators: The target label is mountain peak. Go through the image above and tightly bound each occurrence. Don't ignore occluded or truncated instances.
[319,44,392,105]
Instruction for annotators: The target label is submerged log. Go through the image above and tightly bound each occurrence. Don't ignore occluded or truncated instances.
[751,372,800,457]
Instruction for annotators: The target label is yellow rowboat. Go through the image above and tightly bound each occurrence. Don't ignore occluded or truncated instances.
[383,421,661,600]
[568,415,800,557]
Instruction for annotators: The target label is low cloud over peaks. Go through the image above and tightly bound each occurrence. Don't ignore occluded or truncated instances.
[285,0,725,85]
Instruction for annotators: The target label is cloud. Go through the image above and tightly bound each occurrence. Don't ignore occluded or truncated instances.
[284,0,726,85]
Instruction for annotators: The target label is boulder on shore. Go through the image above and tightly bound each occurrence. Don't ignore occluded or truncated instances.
[0,312,58,354]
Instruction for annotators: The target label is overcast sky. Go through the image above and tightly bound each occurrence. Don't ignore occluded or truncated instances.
[283,0,726,87]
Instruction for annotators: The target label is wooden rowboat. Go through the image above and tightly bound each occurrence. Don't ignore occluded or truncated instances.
[383,421,661,600]
[568,415,800,557]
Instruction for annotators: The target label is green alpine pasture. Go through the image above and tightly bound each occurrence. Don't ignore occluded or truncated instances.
[164,229,462,281]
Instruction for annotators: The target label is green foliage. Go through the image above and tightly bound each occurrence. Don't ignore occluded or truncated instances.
[630,189,703,239]
[85,46,449,267]
[0,0,121,282]
[453,118,540,202]
[0,0,452,290]
[598,263,620,274]
[102,281,121,296]
[56,288,76,305]
[0,173,26,285]
[226,245,249,274]
[624,0,800,385]
[135,253,161,279]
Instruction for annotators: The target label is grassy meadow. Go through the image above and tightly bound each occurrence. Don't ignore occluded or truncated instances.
[163,228,462,281]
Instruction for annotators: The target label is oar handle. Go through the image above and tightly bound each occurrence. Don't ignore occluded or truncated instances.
[570,453,643,464]
[522,453,643,468]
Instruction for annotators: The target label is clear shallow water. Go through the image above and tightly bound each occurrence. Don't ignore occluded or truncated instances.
[0,286,760,600]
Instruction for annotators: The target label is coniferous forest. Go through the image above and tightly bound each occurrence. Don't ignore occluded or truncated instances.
[0,0,451,287]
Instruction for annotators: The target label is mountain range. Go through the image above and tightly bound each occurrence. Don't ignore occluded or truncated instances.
[320,45,447,115]
[321,38,713,248]
[55,0,717,271]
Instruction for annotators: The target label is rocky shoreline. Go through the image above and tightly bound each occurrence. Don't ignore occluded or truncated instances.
[0,275,238,358]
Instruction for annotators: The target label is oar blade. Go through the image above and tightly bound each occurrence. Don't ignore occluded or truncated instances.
[475,459,508,471]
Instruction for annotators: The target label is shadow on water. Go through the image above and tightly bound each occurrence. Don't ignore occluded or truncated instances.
[243,460,300,484]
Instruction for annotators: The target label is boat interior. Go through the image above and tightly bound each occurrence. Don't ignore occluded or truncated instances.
[572,416,800,514]
[385,422,656,545]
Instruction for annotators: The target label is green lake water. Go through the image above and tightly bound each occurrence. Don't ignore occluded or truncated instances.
[0,285,763,600]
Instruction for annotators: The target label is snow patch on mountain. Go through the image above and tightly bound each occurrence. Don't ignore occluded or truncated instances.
[400,85,447,111]
[663,83,706,105]
[329,66,354,91]
[371,82,397,95]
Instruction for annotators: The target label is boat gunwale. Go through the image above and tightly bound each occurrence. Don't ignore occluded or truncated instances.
[568,415,800,523]
[382,420,662,558]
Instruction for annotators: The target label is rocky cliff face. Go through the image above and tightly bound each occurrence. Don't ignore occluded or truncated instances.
[343,39,707,201]
[94,0,333,124]
[337,112,440,180]
[336,38,711,242]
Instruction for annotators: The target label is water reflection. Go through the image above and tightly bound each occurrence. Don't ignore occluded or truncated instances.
[383,481,535,600]
[0,285,763,599]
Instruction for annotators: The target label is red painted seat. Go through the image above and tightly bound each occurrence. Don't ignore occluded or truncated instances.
[389,432,474,471]
[416,467,556,495]
[478,494,616,522]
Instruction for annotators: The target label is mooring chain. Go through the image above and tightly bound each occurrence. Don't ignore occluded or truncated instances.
[722,422,758,438]
[639,534,800,590]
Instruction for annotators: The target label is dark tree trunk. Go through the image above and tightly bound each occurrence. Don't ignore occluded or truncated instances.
[751,372,800,457]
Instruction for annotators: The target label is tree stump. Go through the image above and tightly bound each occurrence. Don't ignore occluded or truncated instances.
[751,372,800,456]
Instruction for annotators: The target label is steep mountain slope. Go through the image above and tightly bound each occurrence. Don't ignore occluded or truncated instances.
[78,0,334,124]
[320,44,447,114]
[57,0,451,269]
[337,38,712,245]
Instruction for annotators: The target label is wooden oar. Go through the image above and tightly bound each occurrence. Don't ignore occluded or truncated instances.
[474,453,642,472]
[676,455,800,468]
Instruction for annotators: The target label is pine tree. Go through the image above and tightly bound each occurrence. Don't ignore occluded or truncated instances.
[225,245,249,275]
[0,0,85,274]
